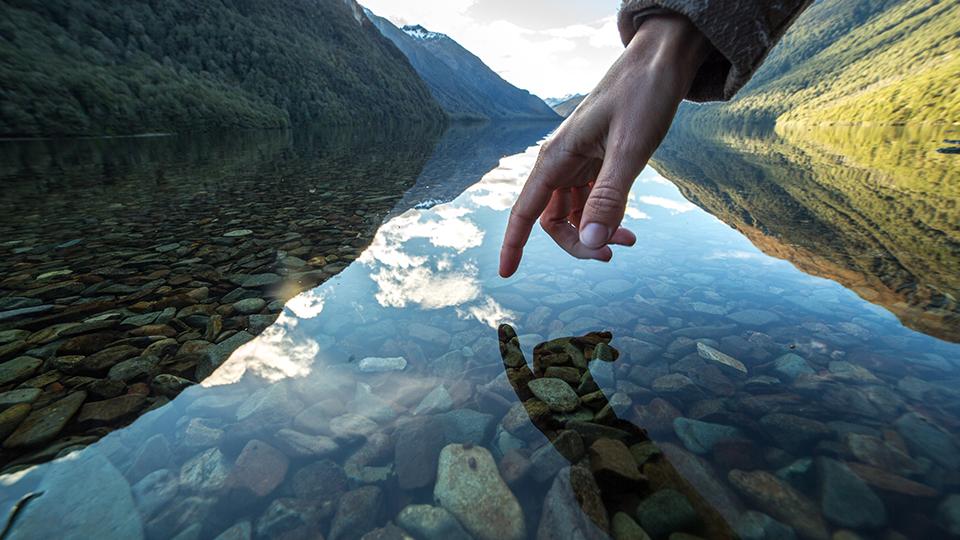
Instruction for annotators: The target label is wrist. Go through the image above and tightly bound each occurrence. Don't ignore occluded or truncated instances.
[624,14,712,82]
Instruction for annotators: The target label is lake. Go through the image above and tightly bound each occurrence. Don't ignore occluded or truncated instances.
[0,121,957,539]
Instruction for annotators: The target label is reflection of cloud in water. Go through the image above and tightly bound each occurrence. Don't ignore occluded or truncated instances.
[285,289,326,319]
[467,147,538,211]
[371,263,481,309]
[203,313,318,386]
[637,195,696,214]
[457,296,516,328]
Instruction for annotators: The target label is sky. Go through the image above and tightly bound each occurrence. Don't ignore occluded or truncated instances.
[360,0,624,99]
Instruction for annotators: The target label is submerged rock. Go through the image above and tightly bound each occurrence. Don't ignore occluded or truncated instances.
[816,457,886,529]
[396,504,471,540]
[634,489,699,539]
[696,343,747,375]
[734,511,797,540]
[8,449,143,540]
[434,443,526,540]
[358,356,407,372]
[893,412,960,470]
[728,469,828,540]
[673,417,744,454]
[329,486,383,540]
[4,390,87,448]
[537,464,609,540]
[528,377,580,412]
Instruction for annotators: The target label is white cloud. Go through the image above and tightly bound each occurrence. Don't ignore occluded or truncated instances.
[637,195,697,214]
[361,0,624,97]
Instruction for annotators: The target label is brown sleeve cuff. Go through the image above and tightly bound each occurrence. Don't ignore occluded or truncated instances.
[617,0,812,102]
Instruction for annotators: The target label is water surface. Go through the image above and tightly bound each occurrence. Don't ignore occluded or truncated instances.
[1,123,958,540]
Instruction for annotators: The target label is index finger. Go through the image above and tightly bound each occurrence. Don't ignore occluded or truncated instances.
[499,176,552,278]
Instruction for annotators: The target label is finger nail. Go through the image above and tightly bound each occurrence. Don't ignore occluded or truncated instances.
[580,223,609,248]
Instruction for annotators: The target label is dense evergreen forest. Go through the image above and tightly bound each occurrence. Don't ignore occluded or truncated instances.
[680,0,959,125]
[0,0,445,137]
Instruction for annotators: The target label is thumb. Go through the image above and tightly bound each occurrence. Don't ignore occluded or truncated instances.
[579,148,641,248]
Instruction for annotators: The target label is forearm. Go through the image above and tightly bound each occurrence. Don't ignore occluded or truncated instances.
[618,0,813,101]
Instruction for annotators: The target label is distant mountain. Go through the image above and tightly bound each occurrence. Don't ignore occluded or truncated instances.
[544,94,581,107]
[679,0,959,126]
[365,10,560,121]
[550,94,586,117]
[0,0,444,137]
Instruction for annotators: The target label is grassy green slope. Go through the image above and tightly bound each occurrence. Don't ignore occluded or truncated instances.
[682,0,959,125]
[0,0,445,136]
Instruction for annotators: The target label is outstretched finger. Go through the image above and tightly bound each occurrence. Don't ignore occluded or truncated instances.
[499,164,555,278]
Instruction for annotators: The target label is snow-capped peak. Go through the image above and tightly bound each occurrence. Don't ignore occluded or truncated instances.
[402,25,446,41]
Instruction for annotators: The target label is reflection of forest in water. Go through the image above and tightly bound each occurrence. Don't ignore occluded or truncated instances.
[652,124,960,342]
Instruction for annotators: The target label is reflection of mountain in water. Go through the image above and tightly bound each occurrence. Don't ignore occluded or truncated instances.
[390,121,558,217]
[652,124,960,342]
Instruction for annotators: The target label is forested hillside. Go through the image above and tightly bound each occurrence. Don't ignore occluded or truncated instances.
[0,0,445,136]
[680,0,959,125]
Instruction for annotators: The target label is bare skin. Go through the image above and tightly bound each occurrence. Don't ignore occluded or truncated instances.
[499,15,713,278]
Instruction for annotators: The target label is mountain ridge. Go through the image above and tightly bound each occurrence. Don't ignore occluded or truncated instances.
[366,10,560,122]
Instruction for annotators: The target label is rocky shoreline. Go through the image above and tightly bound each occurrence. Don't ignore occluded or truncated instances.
[0,128,441,472]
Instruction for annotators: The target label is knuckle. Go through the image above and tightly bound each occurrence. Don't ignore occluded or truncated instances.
[587,185,627,213]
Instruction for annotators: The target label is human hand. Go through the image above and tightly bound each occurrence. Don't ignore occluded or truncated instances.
[499,15,712,278]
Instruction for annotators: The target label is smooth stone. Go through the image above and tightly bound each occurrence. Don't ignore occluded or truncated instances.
[236,383,303,427]
[734,511,797,540]
[180,447,231,492]
[759,413,832,449]
[241,273,281,288]
[396,505,471,540]
[0,403,31,440]
[634,489,699,539]
[151,374,194,397]
[696,343,747,375]
[529,430,584,483]
[0,356,42,385]
[0,388,41,410]
[728,469,828,540]
[180,418,224,448]
[727,309,780,326]
[198,331,255,380]
[673,417,743,454]
[537,465,609,540]
[651,373,701,400]
[358,356,407,373]
[595,279,633,296]
[612,512,651,540]
[772,354,815,380]
[894,412,960,469]
[329,413,379,441]
[659,443,742,524]
[291,460,348,509]
[940,495,960,536]
[816,457,886,529]
[76,394,146,426]
[132,468,179,518]
[413,385,454,415]
[127,434,172,483]
[228,440,288,498]
[438,408,495,445]
[108,355,160,382]
[395,417,446,490]
[275,429,339,457]
[7,450,143,540]
[83,345,141,373]
[434,444,526,540]
[844,462,938,497]
[329,486,383,540]
[528,378,580,412]
[589,437,643,484]
[223,229,253,237]
[254,498,317,538]
[213,521,252,540]
[407,323,451,347]
[232,298,266,315]
[4,391,87,448]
